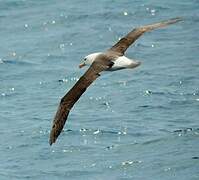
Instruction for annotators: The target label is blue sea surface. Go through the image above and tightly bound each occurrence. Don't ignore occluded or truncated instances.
[0,0,199,179]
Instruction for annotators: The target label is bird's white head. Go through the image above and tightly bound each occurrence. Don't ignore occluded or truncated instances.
[79,52,101,68]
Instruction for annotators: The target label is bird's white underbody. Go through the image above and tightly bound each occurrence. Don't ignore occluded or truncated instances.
[82,52,141,71]
[109,55,141,71]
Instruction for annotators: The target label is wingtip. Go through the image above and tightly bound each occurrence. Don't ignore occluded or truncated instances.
[49,137,57,146]
[172,16,183,20]
[49,139,53,146]
[50,137,58,146]
[156,16,184,29]
[163,17,183,26]
[49,130,57,146]
[171,17,183,22]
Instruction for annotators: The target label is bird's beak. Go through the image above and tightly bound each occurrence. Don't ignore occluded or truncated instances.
[79,62,86,68]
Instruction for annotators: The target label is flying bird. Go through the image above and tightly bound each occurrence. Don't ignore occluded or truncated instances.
[49,17,182,145]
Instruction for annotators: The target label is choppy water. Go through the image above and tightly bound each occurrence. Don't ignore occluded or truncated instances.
[0,0,199,179]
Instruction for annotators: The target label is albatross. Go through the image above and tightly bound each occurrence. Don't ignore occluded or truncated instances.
[49,17,182,145]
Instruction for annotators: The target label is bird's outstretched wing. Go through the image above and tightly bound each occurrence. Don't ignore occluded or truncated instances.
[49,59,111,145]
[108,17,182,55]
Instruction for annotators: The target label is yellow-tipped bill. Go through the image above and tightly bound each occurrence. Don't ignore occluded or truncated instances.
[79,62,86,68]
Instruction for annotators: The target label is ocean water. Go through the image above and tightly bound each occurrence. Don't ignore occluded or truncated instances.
[0,0,199,179]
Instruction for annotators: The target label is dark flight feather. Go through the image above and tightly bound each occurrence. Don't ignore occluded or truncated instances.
[108,17,182,55]
[49,60,110,145]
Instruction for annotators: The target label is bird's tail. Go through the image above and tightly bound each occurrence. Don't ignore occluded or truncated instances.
[128,59,141,69]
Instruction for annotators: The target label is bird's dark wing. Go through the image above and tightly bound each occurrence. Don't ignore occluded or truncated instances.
[49,60,111,145]
[108,17,182,55]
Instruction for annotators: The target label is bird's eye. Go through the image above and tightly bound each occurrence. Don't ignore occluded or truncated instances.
[84,58,86,61]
